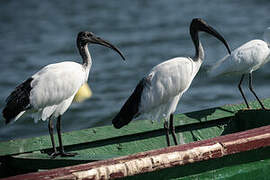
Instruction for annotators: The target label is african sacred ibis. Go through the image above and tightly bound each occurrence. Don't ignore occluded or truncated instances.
[210,27,270,109]
[112,18,231,146]
[2,31,125,158]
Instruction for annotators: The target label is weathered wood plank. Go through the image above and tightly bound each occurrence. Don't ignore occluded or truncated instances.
[127,147,270,180]
[3,125,270,180]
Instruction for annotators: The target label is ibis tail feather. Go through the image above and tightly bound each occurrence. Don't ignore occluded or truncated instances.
[2,78,33,124]
[112,78,146,129]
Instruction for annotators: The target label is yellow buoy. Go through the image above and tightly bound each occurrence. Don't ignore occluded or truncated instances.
[73,83,92,103]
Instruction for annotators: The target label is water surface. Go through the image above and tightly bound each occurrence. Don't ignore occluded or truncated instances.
[0,0,269,140]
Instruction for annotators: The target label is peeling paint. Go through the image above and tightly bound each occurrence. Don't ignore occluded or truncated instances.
[72,169,97,179]
[70,143,224,179]
[223,133,270,147]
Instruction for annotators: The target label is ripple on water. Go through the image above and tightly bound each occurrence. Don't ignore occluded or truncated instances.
[0,0,270,140]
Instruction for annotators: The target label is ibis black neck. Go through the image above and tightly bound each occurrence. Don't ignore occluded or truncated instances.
[77,40,91,67]
[189,18,231,61]
[190,27,204,60]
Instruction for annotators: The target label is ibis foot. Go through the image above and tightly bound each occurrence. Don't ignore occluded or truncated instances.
[50,151,61,158]
[60,151,78,157]
[50,151,78,158]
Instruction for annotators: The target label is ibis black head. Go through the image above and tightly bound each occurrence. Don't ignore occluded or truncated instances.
[77,31,125,60]
[190,18,231,55]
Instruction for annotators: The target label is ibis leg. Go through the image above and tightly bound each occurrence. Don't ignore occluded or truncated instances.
[48,117,58,157]
[169,114,178,145]
[56,116,77,157]
[238,74,250,109]
[248,73,266,110]
[164,120,170,146]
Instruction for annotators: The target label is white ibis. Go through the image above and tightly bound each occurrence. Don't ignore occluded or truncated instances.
[2,31,125,158]
[209,27,270,109]
[112,18,231,146]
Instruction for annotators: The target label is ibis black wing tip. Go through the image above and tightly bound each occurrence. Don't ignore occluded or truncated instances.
[112,116,126,129]
[2,77,33,124]
[2,109,13,125]
[111,77,147,129]
[112,123,123,129]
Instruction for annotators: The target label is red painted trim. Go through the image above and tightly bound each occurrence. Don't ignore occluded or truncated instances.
[3,125,270,180]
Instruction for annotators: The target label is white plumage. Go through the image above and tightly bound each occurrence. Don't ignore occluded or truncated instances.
[210,40,270,76]
[21,62,87,122]
[3,31,125,157]
[112,18,231,146]
[140,57,201,121]
[210,27,270,109]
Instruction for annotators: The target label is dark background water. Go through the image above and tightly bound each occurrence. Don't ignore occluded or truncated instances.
[0,0,269,141]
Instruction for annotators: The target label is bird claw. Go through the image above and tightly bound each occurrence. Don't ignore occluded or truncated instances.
[60,151,78,157]
[50,151,61,158]
[50,151,78,158]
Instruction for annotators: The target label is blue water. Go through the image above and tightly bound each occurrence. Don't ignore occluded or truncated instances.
[0,0,270,141]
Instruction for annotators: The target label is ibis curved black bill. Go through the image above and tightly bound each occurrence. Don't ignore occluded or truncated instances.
[88,34,125,61]
[191,18,231,55]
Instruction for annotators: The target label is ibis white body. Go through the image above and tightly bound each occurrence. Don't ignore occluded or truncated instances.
[19,61,90,122]
[210,39,270,77]
[140,57,202,121]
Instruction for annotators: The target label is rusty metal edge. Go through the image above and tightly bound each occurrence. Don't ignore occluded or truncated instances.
[2,125,270,180]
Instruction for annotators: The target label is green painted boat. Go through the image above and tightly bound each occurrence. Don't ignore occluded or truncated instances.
[0,98,270,179]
